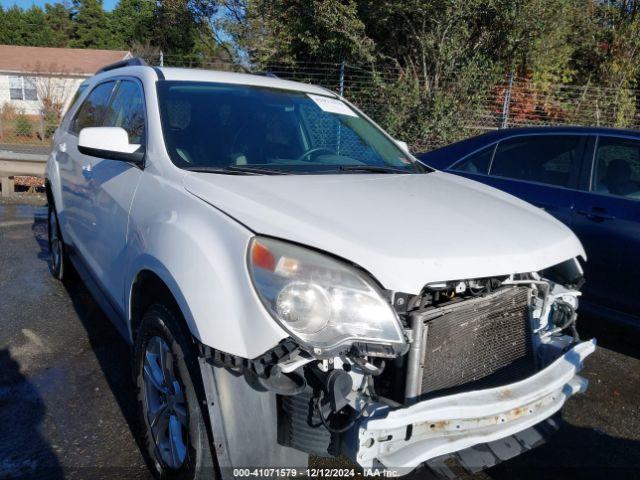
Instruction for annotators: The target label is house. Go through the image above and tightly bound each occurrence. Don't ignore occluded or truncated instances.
[0,45,132,116]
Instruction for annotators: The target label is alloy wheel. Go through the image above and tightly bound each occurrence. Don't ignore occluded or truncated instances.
[143,336,189,469]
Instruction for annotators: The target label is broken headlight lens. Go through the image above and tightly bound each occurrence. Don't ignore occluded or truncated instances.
[247,237,405,354]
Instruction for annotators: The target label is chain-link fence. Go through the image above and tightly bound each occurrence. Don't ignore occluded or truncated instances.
[240,62,640,152]
[2,58,640,157]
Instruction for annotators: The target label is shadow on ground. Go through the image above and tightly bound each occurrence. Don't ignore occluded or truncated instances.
[487,420,640,479]
[30,207,150,478]
[0,349,64,479]
[578,313,640,360]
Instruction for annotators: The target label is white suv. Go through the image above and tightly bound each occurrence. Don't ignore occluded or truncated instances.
[45,59,595,478]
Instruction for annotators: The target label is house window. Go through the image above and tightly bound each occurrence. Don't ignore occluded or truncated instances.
[9,76,37,101]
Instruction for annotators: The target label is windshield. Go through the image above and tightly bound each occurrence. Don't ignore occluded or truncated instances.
[157,81,426,174]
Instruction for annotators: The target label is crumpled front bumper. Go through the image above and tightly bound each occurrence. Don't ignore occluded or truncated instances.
[356,339,596,470]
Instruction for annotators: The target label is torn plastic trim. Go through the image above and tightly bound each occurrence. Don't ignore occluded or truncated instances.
[199,338,300,377]
[356,339,596,470]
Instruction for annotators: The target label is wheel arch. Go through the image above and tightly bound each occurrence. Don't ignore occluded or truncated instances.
[128,262,201,345]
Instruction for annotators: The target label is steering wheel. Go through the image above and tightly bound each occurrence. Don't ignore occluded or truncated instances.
[295,147,336,162]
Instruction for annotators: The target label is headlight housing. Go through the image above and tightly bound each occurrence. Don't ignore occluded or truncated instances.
[247,237,406,356]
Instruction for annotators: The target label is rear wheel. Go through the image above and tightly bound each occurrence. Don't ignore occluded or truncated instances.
[135,304,215,479]
[47,203,68,280]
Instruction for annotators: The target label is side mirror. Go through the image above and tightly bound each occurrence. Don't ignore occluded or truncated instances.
[78,127,144,165]
[395,139,410,153]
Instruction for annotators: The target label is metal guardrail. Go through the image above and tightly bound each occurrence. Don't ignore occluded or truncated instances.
[0,151,49,197]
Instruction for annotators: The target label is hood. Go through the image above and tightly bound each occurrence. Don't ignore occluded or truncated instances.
[184,170,585,294]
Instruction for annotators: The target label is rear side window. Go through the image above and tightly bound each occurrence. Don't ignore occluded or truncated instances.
[453,146,494,174]
[592,137,640,200]
[490,135,583,188]
[70,81,116,134]
[103,80,146,144]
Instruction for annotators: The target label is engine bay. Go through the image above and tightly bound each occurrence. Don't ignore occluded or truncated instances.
[200,258,587,468]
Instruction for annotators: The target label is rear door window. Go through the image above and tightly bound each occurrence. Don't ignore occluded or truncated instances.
[70,81,116,134]
[592,136,640,200]
[489,135,584,188]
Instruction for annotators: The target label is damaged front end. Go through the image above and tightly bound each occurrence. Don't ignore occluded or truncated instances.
[200,239,595,476]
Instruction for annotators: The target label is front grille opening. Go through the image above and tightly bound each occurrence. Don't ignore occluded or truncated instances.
[419,286,535,399]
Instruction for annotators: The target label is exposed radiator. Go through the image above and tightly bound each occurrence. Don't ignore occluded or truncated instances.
[420,287,535,396]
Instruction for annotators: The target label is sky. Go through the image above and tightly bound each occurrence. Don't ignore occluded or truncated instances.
[0,0,119,11]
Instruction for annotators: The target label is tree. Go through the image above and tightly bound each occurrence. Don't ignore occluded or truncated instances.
[45,2,74,47]
[224,0,373,66]
[69,0,116,49]
[151,0,221,61]
[0,5,59,47]
[0,6,32,45]
[22,6,57,46]
[111,0,155,49]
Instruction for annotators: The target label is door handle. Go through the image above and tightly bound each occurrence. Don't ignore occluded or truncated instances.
[58,142,67,153]
[576,208,616,221]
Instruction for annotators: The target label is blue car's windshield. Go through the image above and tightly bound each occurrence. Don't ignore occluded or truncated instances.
[157,81,426,174]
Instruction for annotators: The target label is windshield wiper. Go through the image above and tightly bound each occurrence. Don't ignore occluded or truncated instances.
[183,165,288,175]
[337,165,413,174]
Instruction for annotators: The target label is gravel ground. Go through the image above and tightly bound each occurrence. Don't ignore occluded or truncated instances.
[0,197,638,479]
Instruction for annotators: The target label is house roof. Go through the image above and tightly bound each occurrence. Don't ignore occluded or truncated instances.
[0,45,132,76]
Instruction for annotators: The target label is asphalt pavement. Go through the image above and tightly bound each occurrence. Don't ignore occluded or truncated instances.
[0,196,638,479]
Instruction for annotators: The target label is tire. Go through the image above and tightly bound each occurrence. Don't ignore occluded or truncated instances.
[134,304,215,480]
[47,202,69,280]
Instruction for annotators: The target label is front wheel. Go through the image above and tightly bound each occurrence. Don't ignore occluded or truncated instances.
[135,304,215,479]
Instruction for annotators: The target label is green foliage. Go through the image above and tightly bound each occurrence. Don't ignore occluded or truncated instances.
[42,109,59,139]
[220,0,640,147]
[0,5,52,45]
[1,0,640,141]
[111,0,155,49]
[226,0,373,66]
[70,0,117,49]
[152,0,201,57]
[45,3,75,48]
[0,0,220,57]
[14,114,33,137]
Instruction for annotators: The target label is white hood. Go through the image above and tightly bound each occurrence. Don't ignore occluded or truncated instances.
[184,170,585,294]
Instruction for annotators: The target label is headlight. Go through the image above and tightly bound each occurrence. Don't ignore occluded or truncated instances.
[248,237,406,355]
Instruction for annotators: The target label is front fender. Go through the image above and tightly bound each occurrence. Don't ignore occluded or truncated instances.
[126,171,289,359]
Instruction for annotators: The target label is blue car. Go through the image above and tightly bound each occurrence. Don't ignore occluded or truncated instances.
[418,126,640,328]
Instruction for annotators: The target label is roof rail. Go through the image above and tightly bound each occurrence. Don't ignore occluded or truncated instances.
[96,57,148,74]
